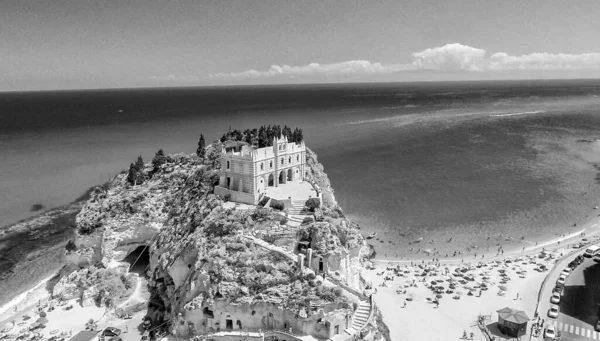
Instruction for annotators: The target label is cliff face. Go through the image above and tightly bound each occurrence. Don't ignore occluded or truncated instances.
[69,143,377,339]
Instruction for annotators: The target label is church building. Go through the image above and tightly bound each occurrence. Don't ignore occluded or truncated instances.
[214,135,307,204]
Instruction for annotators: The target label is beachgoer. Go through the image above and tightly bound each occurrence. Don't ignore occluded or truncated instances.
[463,330,468,339]
[516,293,519,300]
[403,301,407,308]
[470,332,474,339]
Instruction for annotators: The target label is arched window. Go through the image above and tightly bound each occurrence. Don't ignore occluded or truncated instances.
[260,163,264,171]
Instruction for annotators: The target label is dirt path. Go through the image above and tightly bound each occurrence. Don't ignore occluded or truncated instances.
[118,274,143,309]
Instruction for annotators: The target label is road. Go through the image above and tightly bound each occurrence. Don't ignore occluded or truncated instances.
[536,250,600,341]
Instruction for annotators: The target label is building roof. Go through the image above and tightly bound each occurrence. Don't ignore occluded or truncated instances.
[497,307,530,324]
[68,331,99,341]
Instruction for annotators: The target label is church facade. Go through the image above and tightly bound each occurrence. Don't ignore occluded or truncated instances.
[214,135,307,204]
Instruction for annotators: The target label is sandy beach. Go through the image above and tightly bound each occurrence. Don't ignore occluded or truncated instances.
[365,212,600,341]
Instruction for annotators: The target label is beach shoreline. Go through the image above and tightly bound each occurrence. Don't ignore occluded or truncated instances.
[368,209,600,264]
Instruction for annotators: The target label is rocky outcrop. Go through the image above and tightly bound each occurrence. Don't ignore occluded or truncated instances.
[68,141,381,340]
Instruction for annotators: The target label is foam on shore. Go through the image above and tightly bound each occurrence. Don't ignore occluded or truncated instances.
[0,274,54,318]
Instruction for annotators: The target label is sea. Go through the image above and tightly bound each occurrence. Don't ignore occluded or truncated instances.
[2,79,600,305]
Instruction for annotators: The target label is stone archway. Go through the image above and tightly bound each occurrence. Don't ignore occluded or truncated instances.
[279,171,286,184]
[287,168,293,181]
[268,173,274,186]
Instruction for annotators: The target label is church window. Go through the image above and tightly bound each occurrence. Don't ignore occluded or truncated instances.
[227,161,230,170]
[281,158,284,165]
[297,155,300,162]
[260,163,264,171]
[270,161,273,169]
[288,156,291,164]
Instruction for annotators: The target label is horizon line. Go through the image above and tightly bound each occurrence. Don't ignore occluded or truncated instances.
[1,77,600,94]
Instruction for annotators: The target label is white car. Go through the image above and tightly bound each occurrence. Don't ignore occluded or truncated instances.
[545,326,557,339]
[560,268,571,277]
[548,305,560,318]
[556,275,567,285]
[550,292,561,304]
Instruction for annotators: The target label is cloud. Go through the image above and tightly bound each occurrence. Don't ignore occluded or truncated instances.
[157,43,600,82]
[208,60,414,80]
[412,43,488,71]
[411,43,600,71]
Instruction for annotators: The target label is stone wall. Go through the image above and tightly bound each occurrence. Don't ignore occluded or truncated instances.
[214,186,260,205]
[179,300,352,340]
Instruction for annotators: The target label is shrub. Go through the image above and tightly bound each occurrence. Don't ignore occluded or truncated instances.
[305,198,320,212]
[257,196,270,207]
[270,199,284,211]
[65,240,78,252]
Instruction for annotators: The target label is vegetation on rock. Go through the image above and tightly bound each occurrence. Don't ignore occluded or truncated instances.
[220,125,304,147]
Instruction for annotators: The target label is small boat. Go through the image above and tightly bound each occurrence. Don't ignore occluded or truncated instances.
[366,232,377,239]
[414,237,423,243]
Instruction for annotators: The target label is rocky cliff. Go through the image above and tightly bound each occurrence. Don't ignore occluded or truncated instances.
[66,144,382,339]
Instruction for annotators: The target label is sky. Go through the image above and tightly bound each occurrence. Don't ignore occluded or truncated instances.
[2,0,600,91]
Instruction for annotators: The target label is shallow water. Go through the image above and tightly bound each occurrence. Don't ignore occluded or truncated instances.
[2,80,600,299]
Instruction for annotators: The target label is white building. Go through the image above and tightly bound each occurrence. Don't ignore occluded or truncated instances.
[214,135,307,204]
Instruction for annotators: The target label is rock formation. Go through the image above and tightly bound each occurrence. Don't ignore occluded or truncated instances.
[69,144,385,340]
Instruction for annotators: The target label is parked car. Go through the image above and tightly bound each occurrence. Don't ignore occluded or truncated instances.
[99,327,122,341]
[550,292,561,304]
[140,331,150,341]
[548,305,560,318]
[560,268,571,277]
[552,284,563,294]
[556,275,567,285]
[545,326,557,339]
[568,261,577,269]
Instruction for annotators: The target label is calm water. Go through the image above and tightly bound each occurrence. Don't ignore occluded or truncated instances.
[2,80,600,259]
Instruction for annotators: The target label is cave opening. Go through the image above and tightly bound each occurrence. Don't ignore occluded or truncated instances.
[203,307,214,319]
[123,244,150,275]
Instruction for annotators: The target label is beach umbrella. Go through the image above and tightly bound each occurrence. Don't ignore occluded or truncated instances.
[498,285,508,291]
[455,291,464,296]
[436,294,443,299]
[30,322,40,329]
[36,317,48,325]
[38,312,47,318]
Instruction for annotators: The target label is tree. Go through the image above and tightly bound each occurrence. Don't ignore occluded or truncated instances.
[258,126,267,148]
[135,155,145,172]
[126,163,137,186]
[283,125,292,141]
[197,134,206,158]
[134,155,146,184]
[152,149,167,171]
[292,127,304,143]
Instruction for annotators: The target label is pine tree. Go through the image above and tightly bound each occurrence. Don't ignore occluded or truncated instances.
[197,134,206,158]
[283,125,292,140]
[135,155,145,171]
[296,127,303,142]
[134,155,146,184]
[258,126,267,148]
[126,163,137,186]
[152,149,166,171]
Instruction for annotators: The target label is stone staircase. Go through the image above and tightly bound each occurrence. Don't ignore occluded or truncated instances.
[345,301,370,335]
[286,200,308,227]
[288,200,306,215]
